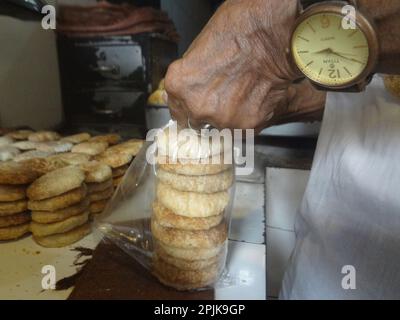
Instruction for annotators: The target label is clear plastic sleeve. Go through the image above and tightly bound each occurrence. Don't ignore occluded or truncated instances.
[95,121,236,291]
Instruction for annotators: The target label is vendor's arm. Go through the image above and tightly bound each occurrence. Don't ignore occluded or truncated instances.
[165,0,400,131]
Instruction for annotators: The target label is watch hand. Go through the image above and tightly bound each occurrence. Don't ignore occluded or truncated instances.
[313,48,333,54]
[330,51,364,64]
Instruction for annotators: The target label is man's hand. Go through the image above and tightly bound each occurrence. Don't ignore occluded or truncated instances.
[165,0,325,131]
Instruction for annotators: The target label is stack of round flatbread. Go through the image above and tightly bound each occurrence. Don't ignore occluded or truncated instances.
[95,139,143,188]
[79,161,114,215]
[27,166,91,247]
[151,134,233,290]
[0,162,41,241]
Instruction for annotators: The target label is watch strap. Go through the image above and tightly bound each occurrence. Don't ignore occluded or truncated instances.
[300,0,354,11]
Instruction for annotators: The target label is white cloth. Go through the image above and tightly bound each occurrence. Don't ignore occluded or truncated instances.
[281,77,400,299]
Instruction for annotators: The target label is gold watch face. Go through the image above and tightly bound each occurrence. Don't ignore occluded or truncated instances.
[291,12,370,87]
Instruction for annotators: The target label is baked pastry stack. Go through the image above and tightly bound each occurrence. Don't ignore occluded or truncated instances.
[79,161,113,215]
[151,131,233,290]
[27,166,91,247]
[99,139,144,188]
[0,162,40,241]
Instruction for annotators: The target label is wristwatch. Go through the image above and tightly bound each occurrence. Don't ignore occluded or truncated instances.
[290,0,379,91]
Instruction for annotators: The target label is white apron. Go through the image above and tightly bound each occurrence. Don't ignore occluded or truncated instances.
[281,77,400,299]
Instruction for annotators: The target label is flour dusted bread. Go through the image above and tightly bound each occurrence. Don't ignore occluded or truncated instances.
[79,161,112,183]
[158,156,231,176]
[0,136,13,147]
[30,211,89,237]
[89,134,121,145]
[153,201,223,231]
[49,152,91,165]
[156,181,229,218]
[0,146,20,161]
[0,161,40,185]
[112,164,128,178]
[14,150,54,162]
[95,150,132,168]
[33,222,91,247]
[151,218,227,249]
[89,187,113,202]
[89,199,108,214]
[61,133,91,144]
[0,222,30,240]
[28,131,60,142]
[35,141,73,153]
[0,212,30,228]
[156,168,233,193]
[0,184,26,202]
[28,184,87,211]
[12,141,39,151]
[0,200,28,216]
[31,198,90,224]
[153,257,219,291]
[154,246,221,271]
[6,130,34,141]
[72,141,108,156]
[107,139,144,156]
[27,166,85,200]
[87,179,113,194]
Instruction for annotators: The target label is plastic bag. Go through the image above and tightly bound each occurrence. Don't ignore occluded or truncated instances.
[96,121,236,291]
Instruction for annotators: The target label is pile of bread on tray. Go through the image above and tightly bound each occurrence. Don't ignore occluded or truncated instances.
[0,129,143,247]
[151,128,234,290]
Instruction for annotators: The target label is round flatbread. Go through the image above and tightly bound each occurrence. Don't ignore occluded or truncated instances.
[6,130,34,140]
[12,141,40,151]
[30,211,89,237]
[0,146,20,161]
[112,164,128,178]
[155,246,222,271]
[14,150,54,162]
[157,155,232,176]
[153,257,219,291]
[156,181,229,218]
[112,175,124,188]
[0,184,26,202]
[48,152,91,165]
[0,161,40,185]
[0,200,28,216]
[156,168,233,193]
[89,134,121,145]
[28,131,60,142]
[89,187,113,202]
[35,141,73,153]
[89,199,109,214]
[0,212,30,228]
[79,161,112,183]
[95,150,132,169]
[152,201,223,231]
[28,184,87,211]
[0,222,30,241]
[31,198,90,224]
[72,142,108,156]
[0,136,14,148]
[33,222,91,248]
[155,241,224,261]
[27,166,85,200]
[60,133,91,144]
[107,139,144,156]
[151,218,227,249]
[87,179,113,194]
